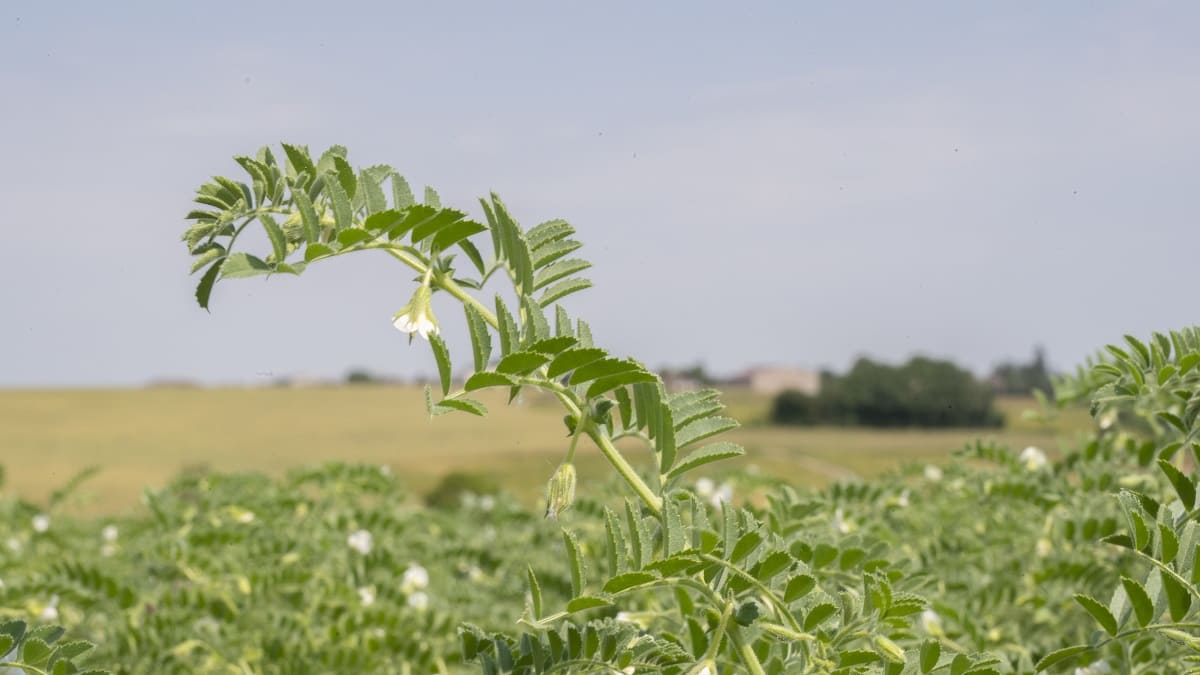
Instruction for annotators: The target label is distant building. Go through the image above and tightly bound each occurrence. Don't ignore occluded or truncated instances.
[732,366,821,396]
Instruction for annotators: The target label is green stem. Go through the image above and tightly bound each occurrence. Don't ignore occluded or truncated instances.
[1,664,48,675]
[587,424,663,516]
[699,553,802,633]
[374,245,500,329]
[727,624,767,675]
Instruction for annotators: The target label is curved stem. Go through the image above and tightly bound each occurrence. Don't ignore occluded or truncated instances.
[587,424,663,516]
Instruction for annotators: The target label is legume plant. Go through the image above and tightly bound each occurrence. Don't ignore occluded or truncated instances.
[2,143,1198,673]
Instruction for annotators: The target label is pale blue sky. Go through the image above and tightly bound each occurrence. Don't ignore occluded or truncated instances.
[2,2,1197,387]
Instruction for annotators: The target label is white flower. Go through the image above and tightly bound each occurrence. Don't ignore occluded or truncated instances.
[32,514,50,533]
[1075,660,1113,675]
[710,482,733,509]
[622,668,636,675]
[407,590,429,611]
[832,508,853,534]
[403,563,429,591]
[392,285,438,340]
[896,490,910,508]
[233,510,256,524]
[924,465,944,482]
[478,495,495,512]
[1019,446,1048,471]
[694,477,715,498]
[39,595,60,622]
[357,586,376,607]
[1036,537,1053,557]
[615,611,635,624]
[379,464,392,477]
[5,537,22,553]
[1098,410,1117,430]
[920,609,943,636]
[101,525,119,543]
[347,529,373,555]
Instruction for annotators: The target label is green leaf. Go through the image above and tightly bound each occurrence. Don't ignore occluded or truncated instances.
[465,372,516,392]
[803,603,838,631]
[528,336,578,356]
[569,358,642,386]
[464,305,493,373]
[326,174,353,230]
[258,214,288,263]
[220,252,271,279]
[495,296,519,356]
[603,572,658,594]
[663,496,685,555]
[1160,522,1180,564]
[539,277,592,305]
[336,228,373,247]
[496,351,551,376]
[291,189,322,242]
[526,566,543,619]
[563,530,585,597]
[625,499,647,571]
[547,348,607,379]
[359,169,387,214]
[838,650,879,667]
[391,174,415,209]
[756,551,794,581]
[424,185,440,208]
[50,639,95,663]
[432,219,487,252]
[1035,645,1092,672]
[1074,594,1118,636]
[439,398,487,416]
[1158,459,1196,509]
[531,238,581,268]
[676,417,739,448]
[533,258,591,291]
[603,507,627,576]
[521,295,551,345]
[565,596,610,613]
[784,574,816,602]
[0,635,12,660]
[23,637,52,665]
[429,334,452,396]
[919,639,940,673]
[730,530,762,563]
[1120,576,1154,627]
[668,442,745,480]
[411,208,468,244]
[304,243,335,262]
[656,403,678,472]
[586,371,659,399]
[281,143,315,178]
[1161,570,1192,621]
[330,156,356,198]
[526,219,574,249]
[363,208,404,233]
[193,257,224,310]
[458,239,487,277]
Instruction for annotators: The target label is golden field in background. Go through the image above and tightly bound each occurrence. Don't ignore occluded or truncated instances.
[0,386,1092,514]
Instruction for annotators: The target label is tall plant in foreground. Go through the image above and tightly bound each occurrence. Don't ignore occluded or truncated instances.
[181,144,995,673]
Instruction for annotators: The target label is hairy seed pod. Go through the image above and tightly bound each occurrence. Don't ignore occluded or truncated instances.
[545,462,577,520]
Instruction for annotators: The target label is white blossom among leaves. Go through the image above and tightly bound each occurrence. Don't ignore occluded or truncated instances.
[347,529,373,555]
[392,284,438,340]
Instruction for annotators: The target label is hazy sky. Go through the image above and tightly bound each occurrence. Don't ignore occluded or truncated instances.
[3,2,1197,387]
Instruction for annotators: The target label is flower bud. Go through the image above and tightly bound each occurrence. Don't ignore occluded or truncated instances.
[874,634,906,663]
[545,462,577,520]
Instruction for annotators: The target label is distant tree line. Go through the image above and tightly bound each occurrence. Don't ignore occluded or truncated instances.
[988,347,1054,397]
[771,356,1003,428]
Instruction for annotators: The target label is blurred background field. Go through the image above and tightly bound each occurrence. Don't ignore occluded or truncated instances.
[0,386,1092,515]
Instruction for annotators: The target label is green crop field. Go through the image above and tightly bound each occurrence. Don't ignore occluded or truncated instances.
[0,386,1090,514]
